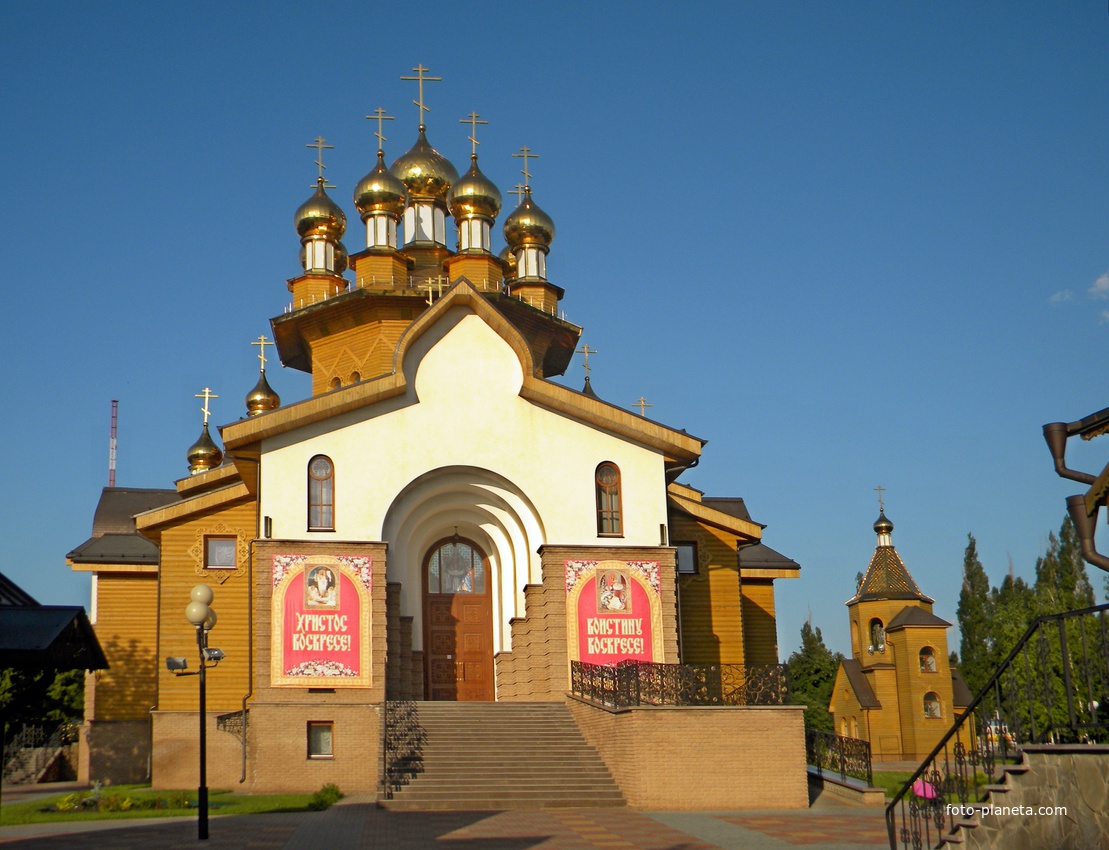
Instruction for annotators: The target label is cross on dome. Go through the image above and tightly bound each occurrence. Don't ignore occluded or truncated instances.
[252,335,273,373]
[195,387,219,426]
[306,136,336,188]
[366,108,394,153]
[461,111,488,157]
[576,344,599,377]
[513,146,538,189]
[400,64,442,131]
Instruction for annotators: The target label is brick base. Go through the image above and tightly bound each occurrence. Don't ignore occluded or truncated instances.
[567,697,808,810]
[79,720,151,786]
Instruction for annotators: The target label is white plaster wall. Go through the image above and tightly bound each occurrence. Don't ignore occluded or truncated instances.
[258,306,671,649]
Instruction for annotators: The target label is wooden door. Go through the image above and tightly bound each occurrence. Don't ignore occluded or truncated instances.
[424,538,494,701]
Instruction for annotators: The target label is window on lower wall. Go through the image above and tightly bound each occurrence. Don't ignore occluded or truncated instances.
[307,721,334,759]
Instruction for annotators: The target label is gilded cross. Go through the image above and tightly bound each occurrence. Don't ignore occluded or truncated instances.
[576,344,599,377]
[366,108,394,152]
[195,387,219,426]
[461,111,487,156]
[306,137,333,182]
[874,485,886,511]
[633,396,653,416]
[512,146,538,188]
[400,64,442,129]
[510,183,527,205]
[252,335,273,373]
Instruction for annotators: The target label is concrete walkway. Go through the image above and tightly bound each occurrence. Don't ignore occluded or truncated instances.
[0,789,891,850]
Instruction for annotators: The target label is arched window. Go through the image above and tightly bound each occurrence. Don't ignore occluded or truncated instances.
[426,538,485,594]
[919,646,937,673]
[595,462,622,536]
[308,455,335,530]
[868,618,885,653]
[923,692,942,718]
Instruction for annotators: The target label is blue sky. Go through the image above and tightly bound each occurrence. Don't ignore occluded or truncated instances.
[2,2,1107,658]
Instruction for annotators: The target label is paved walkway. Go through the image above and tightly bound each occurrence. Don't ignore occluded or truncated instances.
[0,792,890,850]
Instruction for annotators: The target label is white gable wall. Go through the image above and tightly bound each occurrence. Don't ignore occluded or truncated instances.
[258,306,670,651]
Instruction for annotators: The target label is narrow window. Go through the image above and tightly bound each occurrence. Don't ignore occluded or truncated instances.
[307,721,334,759]
[868,618,885,653]
[308,455,335,530]
[675,543,698,575]
[204,536,237,570]
[923,692,942,719]
[595,462,622,536]
[919,646,937,673]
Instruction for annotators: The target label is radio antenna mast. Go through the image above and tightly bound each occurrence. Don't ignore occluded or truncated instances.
[108,399,118,488]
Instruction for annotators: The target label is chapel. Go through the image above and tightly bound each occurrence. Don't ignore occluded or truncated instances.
[67,68,802,798]
[829,510,972,761]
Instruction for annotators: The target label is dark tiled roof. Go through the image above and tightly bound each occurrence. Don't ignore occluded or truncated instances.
[886,605,951,630]
[0,571,39,607]
[739,541,800,571]
[66,533,161,565]
[91,488,180,535]
[849,546,933,604]
[841,659,881,709]
[950,668,974,707]
[702,497,752,522]
[0,606,108,670]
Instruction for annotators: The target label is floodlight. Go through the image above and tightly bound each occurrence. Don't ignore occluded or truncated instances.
[166,657,189,671]
[203,648,225,663]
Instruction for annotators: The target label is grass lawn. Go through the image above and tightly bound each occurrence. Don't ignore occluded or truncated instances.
[0,785,316,826]
[871,770,992,800]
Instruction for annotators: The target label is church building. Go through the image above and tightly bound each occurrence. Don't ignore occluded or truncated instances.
[830,510,971,761]
[68,68,802,801]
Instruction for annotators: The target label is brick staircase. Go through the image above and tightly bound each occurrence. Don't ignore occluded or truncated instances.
[377,701,626,810]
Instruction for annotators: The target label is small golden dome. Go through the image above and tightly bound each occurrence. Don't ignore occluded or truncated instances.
[503,190,555,250]
[874,511,894,535]
[334,241,349,274]
[390,129,459,201]
[448,155,502,221]
[354,151,408,219]
[186,423,223,474]
[499,244,517,280]
[295,179,347,241]
[245,372,281,417]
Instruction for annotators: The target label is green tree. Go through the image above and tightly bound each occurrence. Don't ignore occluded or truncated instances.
[957,533,993,696]
[786,620,843,733]
[0,668,84,746]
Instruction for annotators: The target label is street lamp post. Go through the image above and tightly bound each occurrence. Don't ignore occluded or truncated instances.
[184,585,218,841]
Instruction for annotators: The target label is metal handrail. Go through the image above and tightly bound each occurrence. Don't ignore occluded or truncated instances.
[885,602,1109,849]
[806,727,873,786]
[570,660,790,709]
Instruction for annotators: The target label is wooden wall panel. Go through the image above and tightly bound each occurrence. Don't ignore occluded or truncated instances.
[740,580,779,665]
[92,574,159,720]
[672,514,745,665]
[156,499,255,712]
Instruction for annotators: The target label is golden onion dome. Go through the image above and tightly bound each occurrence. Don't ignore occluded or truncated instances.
[186,423,223,474]
[503,190,555,250]
[245,371,281,417]
[390,129,459,201]
[353,151,408,219]
[334,240,349,274]
[448,155,502,221]
[295,179,347,241]
[874,511,894,536]
[499,244,517,280]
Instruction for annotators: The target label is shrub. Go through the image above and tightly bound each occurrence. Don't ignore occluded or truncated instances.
[307,783,343,811]
[97,793,136,812]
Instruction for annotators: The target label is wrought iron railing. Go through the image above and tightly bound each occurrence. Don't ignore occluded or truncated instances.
[1,723,76,784]
[886,602,1109,849]
[215,709,247,742]
[380,700,425,800]
[806,727,873,786]
[570,660,789,709]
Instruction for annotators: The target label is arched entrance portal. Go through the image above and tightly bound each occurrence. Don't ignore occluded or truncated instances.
[423,536,494,701]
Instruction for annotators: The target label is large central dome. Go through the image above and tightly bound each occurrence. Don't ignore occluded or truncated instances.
[390,129,459,201]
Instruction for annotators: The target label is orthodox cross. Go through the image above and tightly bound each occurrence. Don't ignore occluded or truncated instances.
[400,64,441,129]
[461,111,487,157]
[633,396,652,416]
[510,183,527,205]
[513,146,537,189]
[366,108,394,152]
[306,136,336,188]
[252,335,273,373]
[195,387,218,426]
[874,485,886,511]
[576,344,599,377]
